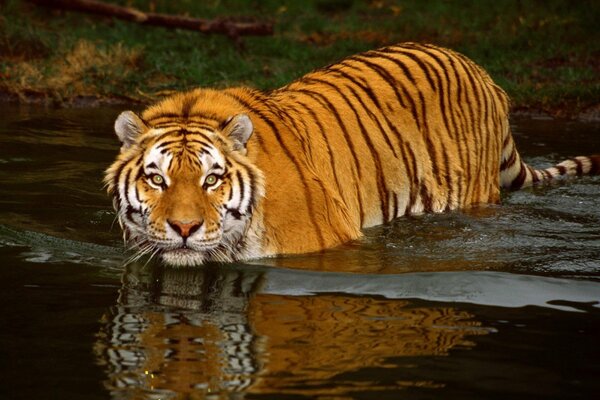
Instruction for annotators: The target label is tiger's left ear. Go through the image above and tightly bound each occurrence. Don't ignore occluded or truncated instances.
[114,111,148,150]
[222,114,253,151]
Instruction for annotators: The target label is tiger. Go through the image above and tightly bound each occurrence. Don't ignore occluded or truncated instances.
[104,42,600,266]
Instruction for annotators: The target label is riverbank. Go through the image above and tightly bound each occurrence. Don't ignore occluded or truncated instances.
[1,0,598,118]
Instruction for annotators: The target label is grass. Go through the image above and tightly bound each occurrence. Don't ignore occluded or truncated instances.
[1,0,599,115]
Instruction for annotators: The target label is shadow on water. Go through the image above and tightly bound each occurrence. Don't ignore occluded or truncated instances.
[1,105,600,399]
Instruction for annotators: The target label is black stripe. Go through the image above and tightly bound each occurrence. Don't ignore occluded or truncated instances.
[327,66,399,158]
[134,165,144,180]
[455,54,485,200]
[372,48,418,86]
[445,54,471,204]
[146,112,183,122]
[332,60,420,213]
[246,165,257,211]
[303,76,390,223]
[223,90,325,248]
[348,52,442,191]
[226,208,242,220]
[419,183,433,212]
[181,95,197,118]
[121,169,134,210]
[187,113,221,123]
[288,86,370,226]
[221,92,277,155]
[227,178,235,202]
[232,158,258,214]
[528,165,540,183]
[455,53,492,152]
[417,46,468,207]
[342,55,433,207]
[478,75,493,198]
[416,46,461,141]
[153,122,215,131]
[134,192,143,211]
[288,87,364,180]
[235,170,246,212]
[451,57,478,201]
[404,142,420,215]
[153,139,180,150]
[291,100,344,192]
[273,102,311,154]
[502,132,512,148]
[327,64,420,217]
[500,149,517,171]
[288,87,368,225]
[510,163,527,189]
[384,45,437,91]
[416,89,444,189]
[273,97,352,232]
[463,59,490,192]
[345,55,423,131]
[113,154,141,214]
[404,47,455,209]
[219,91,268,154]
[125,205,141,224]
[345,55,408,109]
[289,97,364,225]
[178,128,213,142]
[188,140,216,151]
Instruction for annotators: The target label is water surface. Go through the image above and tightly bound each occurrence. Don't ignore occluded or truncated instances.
[0,105,599,399]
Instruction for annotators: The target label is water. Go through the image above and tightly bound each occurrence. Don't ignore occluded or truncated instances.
[0,105,599,399]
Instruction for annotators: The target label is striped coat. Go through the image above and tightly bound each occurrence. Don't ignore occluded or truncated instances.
[105,43,599,265]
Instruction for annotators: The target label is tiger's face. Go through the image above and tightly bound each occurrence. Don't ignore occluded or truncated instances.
[105,111,263,266]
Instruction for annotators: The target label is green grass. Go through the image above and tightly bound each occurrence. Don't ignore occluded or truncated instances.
[1,0,599,114]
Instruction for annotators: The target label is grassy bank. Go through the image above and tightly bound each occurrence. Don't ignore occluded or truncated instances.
[1,0,599,116]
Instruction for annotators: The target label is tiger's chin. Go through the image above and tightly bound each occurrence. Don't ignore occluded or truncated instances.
[160,248,208,267]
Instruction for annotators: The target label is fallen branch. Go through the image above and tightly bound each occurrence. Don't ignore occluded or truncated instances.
[28,0,274,40]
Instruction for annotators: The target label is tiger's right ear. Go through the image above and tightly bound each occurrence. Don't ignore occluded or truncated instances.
[114,111,148,149]
[221,114,253,152]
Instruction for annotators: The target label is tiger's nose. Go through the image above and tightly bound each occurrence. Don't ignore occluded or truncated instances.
[167,219,203,238]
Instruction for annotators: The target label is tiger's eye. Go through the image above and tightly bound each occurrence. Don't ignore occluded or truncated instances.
[205,174,218,186]
[150,174,164,186]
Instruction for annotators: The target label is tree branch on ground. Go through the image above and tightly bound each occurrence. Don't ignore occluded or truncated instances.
[27,0,274,41]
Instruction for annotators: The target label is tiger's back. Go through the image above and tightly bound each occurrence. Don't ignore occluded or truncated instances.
[272,43,510,220]
[106,43,599,265]
[244,43,512,254]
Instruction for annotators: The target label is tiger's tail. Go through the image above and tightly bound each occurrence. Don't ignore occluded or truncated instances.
[500,134,600,190]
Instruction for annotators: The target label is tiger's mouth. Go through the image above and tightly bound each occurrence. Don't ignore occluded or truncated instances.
[160,246,208,266]
[158,238,224,266]
[126,226,227,265]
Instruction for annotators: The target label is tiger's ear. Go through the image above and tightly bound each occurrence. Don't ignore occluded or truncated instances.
[221,114,253,151]
[114,111,148,149]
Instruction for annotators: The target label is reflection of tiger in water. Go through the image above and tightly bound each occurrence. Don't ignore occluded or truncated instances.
[105,42,600,266]
[94,265,490,397]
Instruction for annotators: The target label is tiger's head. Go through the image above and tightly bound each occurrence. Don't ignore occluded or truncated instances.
[105,109,264,266]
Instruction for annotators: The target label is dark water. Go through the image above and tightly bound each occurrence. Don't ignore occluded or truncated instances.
[0,105,599,400]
